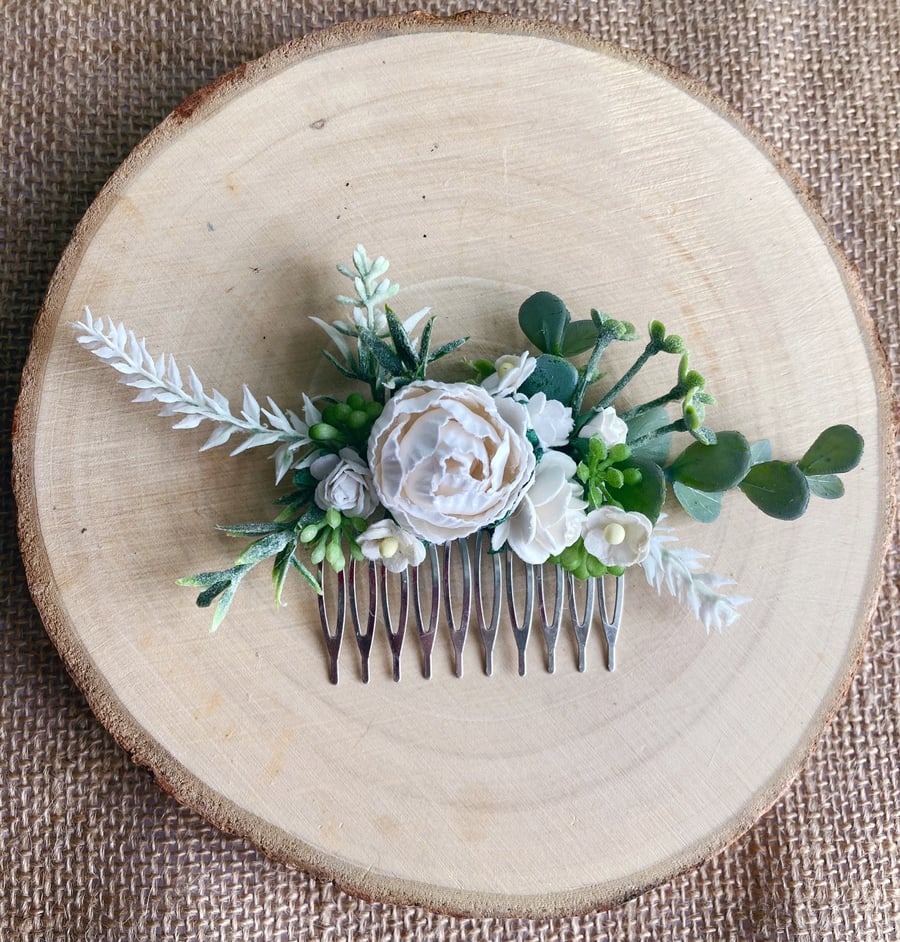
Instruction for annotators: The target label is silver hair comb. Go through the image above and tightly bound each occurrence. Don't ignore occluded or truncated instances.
[316,536,624,684]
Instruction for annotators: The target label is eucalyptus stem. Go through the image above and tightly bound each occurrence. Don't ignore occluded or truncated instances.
[627,418,687,451]
[570,334,614,414]
[597,341,660,411]
[620,385,683,422]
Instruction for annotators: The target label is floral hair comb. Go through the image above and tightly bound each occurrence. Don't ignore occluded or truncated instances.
[74,245,863,682]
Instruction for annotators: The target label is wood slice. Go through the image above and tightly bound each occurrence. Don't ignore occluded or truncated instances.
[13,14,894,918]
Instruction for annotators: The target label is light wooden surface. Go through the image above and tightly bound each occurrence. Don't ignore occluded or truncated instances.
[13,16,893,918]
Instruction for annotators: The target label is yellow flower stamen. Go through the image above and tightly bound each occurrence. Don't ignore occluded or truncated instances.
[603,522,626,546]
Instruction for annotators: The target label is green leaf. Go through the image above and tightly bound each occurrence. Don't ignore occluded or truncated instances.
[626,405,672,465]
[290,555,323,593]
[210,578,242,632]
[322,350,358,380]
[195,580,231,605]
[739,460,810,519]
[385,309,420,370]
[614,457,666,523]
[235,531,292,567]
[272,541,297,607]
[749,439,772,464]
[673,480,723,522]
[806,473,845,499]
[216,522,290,537]
[428,337,468,361]
[667,430,751,492]
[560,320,600,357]
[177,570,236,589]
[798,424,864,475]
[519,354,579,403]
[518,292,570,355]
[357,327,404,374]
[417,316,435,363]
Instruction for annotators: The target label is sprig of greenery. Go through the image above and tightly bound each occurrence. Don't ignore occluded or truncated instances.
[73,307,312,482]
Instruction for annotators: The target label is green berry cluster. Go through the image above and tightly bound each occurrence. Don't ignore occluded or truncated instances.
[309,392,383,450]
[575,439,642,510]
[298,506,367,572]
[550,538,623,580]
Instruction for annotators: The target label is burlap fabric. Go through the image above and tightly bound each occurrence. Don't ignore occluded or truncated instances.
[2,1,897,939]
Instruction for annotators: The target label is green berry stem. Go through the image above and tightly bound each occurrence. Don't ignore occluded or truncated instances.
[570,331,615,415]
[627,419,688,450]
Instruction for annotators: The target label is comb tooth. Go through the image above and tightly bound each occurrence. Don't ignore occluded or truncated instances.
[443,539,472,678]
[380,565,409,682]
[411,544,440,679]
[505,552,534,677]
[536,564,564,674]
[317,564,345,685]
[566,573,595,673]
[348,560,378,683]
[473,531,501,676]
[598,575,625,671]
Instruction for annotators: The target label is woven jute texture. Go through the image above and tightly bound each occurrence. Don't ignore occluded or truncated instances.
[2,1,898,939]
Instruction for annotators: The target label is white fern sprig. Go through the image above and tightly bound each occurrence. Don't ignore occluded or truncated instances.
[641,516,751,632]
[73,306,313,482]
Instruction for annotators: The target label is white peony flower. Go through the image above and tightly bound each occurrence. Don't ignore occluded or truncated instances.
[491,450,587,565]
[582,506,653,567]
[311,447,378,519]
[580,406,628,448]
[357,519,426,573]
[367,381,536,544]
[524,393,573,449]
[481,352,537,397]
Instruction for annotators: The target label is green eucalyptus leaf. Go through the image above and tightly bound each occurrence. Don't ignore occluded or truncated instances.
[614,457,666,523]
[667,430,751,492]
[798,424,864,475]
[626,405,672,465]
[668,430,747,488]
[672,480,723,522]
[805,473,845,499]
[518,353,579,403]
[749,439,772,464]
[560,319,600,357]
[739,460,810,520]
[518,292,570,355]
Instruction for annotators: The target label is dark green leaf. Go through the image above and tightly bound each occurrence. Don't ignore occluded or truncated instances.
[560,320,600,357]
[518,354,579,403]
[626,405,672,465]
[429,337,468,361]
[386,310,420,370]
[673,480,723,522]
[739,460,810,519]
[614,457,666,523]
[805,473,845,499]
[798,424,864,475]
[667,430,751,492]
[518,292,570,355]
[272,540,297,606]
[357,327,404,373]
[196,580,231,607]
[322,350,358,380]
[417,316,436,363]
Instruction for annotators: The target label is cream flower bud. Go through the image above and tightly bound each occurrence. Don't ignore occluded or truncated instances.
[580,406,629,448]
[357,520,426,573]
[582,506,653,567]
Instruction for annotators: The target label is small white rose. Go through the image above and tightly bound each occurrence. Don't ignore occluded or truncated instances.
[311,447,378,519]
[582,506,653,567]
[368,381,536,544]
[357,519,426,573]
[580,406,629,448]
[481,352,537,397]
[491,450,587,565]
[524,393,574,449]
